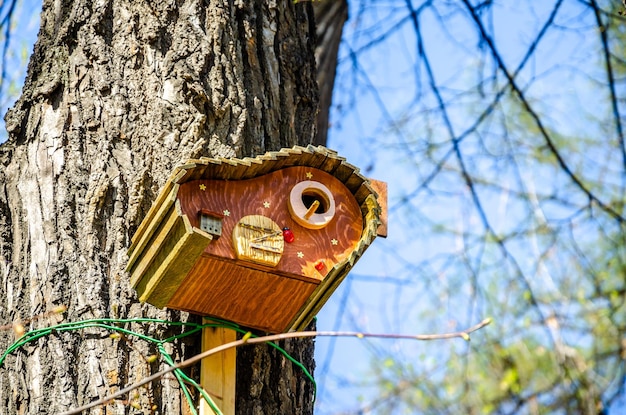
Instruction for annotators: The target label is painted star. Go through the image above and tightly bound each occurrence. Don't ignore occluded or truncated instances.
[305,171,313,179]
[331,238,338,246]
[263,201,271,208]
[223,209,231,217]
[297,251,304,258]
[199,184,207,191]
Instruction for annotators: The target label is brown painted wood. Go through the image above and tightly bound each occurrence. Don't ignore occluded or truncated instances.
[287,194,381,331]
[127,146,383,333]
[167,255,318,333]
[176,166,363,281]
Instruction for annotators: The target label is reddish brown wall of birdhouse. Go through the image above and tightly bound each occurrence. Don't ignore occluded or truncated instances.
[167,254,318,333]
[176,166,364,280]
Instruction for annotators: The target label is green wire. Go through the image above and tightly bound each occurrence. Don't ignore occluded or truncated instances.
[0,317,316,411]
[157,344,201,415]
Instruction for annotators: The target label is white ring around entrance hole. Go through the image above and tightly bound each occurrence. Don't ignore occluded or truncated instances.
[288,181,336,229]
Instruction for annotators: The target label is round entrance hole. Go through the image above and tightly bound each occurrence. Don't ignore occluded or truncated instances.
[288,181,336,229]
[301,188,330,214]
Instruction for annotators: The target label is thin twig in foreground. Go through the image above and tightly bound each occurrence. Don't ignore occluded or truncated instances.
[60,318,492,415]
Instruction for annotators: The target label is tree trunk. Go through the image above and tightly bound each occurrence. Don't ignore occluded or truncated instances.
[313,0,347,146]
[0,0,338,413]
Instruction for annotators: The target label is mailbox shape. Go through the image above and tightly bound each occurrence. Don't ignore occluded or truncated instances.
[127,145,384,333]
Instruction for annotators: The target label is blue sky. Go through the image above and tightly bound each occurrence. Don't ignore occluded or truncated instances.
[0,0,41,143]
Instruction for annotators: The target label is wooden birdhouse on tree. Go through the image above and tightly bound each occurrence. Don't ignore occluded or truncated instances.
[127,145,386,333]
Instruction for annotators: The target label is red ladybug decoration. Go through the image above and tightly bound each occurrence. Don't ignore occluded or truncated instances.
[315,260,325,271]
[282,227,295,243]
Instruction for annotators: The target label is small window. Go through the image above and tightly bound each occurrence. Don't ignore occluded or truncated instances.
[199,209,224,238]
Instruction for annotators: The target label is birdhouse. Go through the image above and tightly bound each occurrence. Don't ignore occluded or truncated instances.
[127,146,386,333]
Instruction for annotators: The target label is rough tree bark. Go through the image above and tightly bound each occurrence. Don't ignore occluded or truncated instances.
[0,0,345,413]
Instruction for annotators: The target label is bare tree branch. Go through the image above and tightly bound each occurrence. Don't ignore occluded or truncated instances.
[460,0,626,224]
[588,0,626,179]
[60,319,492,415]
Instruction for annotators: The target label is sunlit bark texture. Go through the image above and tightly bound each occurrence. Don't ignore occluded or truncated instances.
[0,0,325,413]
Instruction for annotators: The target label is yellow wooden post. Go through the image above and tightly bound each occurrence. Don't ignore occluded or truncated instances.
[200,320,237,415]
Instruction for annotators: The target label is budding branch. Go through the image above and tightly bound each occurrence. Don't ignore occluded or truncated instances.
[60,318,492,415]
